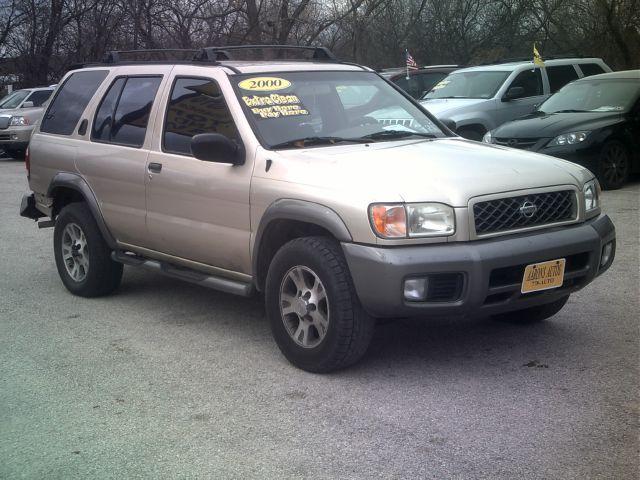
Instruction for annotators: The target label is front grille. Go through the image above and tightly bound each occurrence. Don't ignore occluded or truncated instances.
[494,137,540,149]
[0,133,10,140]
[473,190,576,236]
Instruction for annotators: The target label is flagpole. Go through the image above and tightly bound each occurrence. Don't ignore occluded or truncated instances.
[405,49,409,80]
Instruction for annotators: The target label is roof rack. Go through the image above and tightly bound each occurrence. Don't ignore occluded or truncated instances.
[479,54,587,66]
[195,45,338,62]
[71,45,354,73]
[102,49,202,64]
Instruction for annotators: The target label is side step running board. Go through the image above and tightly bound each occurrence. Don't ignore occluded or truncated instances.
[111,251,254,297]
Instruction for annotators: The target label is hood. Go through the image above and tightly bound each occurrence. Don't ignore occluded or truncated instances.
[267,138,591,206]
[419,98,490,117]
[493,111,625,138]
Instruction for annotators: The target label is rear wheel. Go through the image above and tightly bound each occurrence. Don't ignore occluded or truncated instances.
[492,295,569,324]
[265,236,374,373]
[598,141,630,190]
[54,202,123,297]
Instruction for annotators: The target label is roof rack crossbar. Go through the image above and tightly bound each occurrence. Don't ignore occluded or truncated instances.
[197,45,338,62]
[102,49,204,64]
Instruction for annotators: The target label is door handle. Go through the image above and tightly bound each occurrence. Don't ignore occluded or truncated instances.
[148,162,162,173]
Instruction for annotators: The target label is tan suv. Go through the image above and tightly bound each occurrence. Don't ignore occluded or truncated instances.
[20,46,616,372]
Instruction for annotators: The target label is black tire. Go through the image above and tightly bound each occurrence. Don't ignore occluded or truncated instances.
[597,140,630,190]
[492,295,569,324]
[5,148,25,159]
[54,202,123,297]
[457,126,485,142]
[265,236,374,373]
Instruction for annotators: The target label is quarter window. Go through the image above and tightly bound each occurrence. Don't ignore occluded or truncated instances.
[508,69,543,97]
[578,63,606,77]
[41,70,108,135]
[163,77,239,156]
[547,65,579,93]
[91,76,161,148]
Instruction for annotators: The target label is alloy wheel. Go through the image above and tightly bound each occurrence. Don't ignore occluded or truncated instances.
[61,222,89,282]
[279,265,330,348]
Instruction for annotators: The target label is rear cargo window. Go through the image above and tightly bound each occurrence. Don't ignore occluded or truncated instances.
[547,65,579,93]
[92,76,162,148]
[41,70,108,135]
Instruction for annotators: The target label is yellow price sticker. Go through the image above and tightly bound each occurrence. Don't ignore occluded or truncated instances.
[238,77,292,91]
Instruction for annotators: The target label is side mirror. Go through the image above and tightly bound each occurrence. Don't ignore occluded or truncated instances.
[502,86,525,102]
[22,101,34,108]
[190,133,245,165]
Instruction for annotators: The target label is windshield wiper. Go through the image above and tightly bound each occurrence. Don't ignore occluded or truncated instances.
[270,136,368,149]
[550,109,589,113]
[360,130,436,141]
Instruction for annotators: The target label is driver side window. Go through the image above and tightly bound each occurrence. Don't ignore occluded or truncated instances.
[508,69,543,98]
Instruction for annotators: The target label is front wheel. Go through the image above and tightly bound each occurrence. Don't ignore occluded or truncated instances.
[597,140,630,190]
[265,236,374,373]
[54,202,123,297]
[492,295,569,324]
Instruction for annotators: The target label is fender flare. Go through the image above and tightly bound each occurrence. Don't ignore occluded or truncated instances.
[47,172,117,249]
[252,199,352,285]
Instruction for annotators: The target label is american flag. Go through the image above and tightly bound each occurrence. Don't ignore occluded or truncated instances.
[405,49,418,70]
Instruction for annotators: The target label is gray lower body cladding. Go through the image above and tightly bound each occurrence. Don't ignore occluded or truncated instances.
[342,214,615,318]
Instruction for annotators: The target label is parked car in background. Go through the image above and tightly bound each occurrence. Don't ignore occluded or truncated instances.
[420,58,611,140]
[380,65,461,99]
[0,86,55,158]
[483,70,640,190]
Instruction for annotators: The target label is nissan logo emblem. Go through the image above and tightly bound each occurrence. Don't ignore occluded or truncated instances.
[520,201,537,218]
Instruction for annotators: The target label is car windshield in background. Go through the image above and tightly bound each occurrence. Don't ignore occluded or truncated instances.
[424,71,510,99]
[0,90,30,109]
[232,71,445,149]
[539,78,640,114]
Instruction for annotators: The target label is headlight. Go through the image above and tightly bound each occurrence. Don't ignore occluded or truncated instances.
[548,131,590,147]
[9,116,28,126]
[482,131,493,143]
[583,178,601,213]
[369,203,455,238]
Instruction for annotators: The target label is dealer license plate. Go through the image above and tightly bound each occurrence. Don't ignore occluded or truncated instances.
[521,258,566,294]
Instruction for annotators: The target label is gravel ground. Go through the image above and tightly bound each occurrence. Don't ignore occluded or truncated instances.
[1,156,638,480]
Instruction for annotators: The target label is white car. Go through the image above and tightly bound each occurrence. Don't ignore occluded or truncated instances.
[420,58,611,140]
[0,86,55,158]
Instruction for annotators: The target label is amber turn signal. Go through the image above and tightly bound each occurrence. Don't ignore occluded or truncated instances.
[370,204,407,238]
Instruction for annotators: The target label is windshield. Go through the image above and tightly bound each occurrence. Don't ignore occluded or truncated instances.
[424,71,510,99]
[232,71,445,149]
[539,78,640,113]
[0,90,29,109]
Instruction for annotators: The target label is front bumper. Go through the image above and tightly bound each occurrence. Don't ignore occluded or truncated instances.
[343,214,615,318]
[0,125,32,149]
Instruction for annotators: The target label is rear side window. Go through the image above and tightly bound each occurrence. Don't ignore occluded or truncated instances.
[25,90,53,107]
[579,63,606,77]
[547,65,579,93]
[509,68,543,97]
[92,78,126,142]
[163,77,239,156]
[92,76,161,148]
[41,70,108,135]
